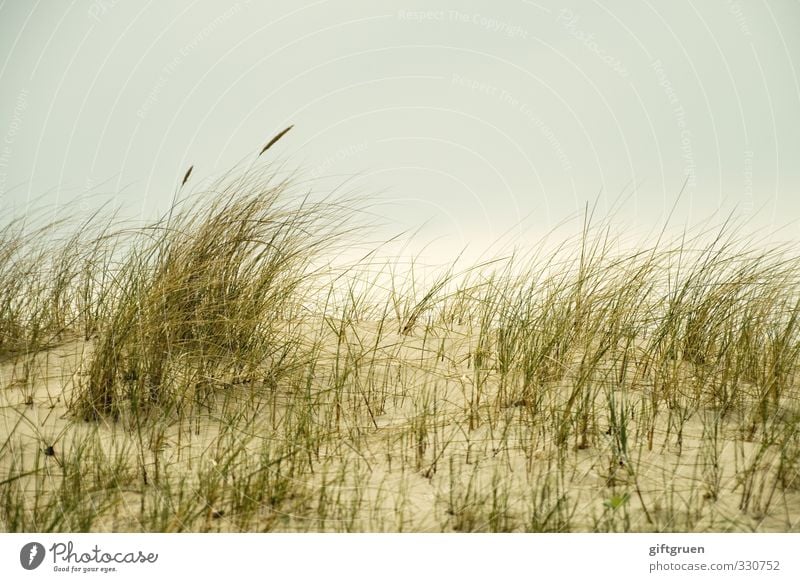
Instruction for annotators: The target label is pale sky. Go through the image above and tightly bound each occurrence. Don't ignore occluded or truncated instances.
[1,0,799,260]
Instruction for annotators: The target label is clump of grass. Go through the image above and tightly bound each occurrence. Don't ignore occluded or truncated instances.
[73,171,352,421]
[0,208,119,361]
[0,218,62,358]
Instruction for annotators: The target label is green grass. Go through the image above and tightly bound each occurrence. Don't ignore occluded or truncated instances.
[1,168,799,532]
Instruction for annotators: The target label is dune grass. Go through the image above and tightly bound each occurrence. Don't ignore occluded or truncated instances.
[1,168,799,532]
